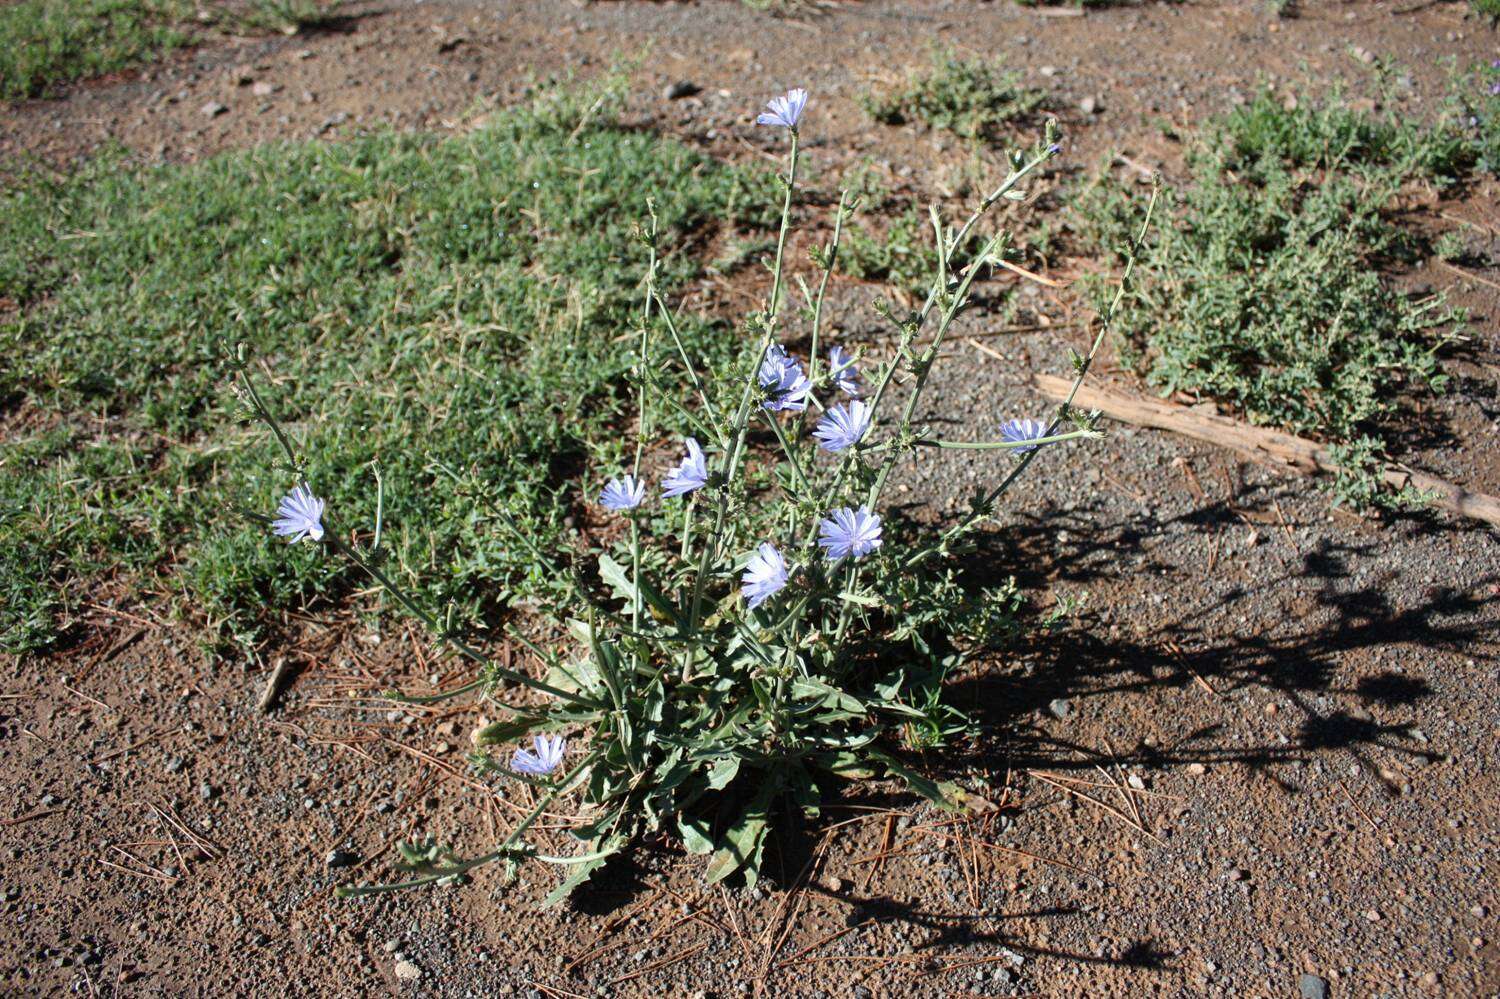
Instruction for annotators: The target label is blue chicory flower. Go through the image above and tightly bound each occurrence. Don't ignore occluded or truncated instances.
[999,417,1053,454]
[817,506,882,561]
[600,474,645,511]
[741,542,789,609]
[759,344,813,412]
[662,438,709,498]
[827,345,862,396]
[756,88,808,129]
[814,400,872,453]
[272,483,325,543]
[512,734,566,776]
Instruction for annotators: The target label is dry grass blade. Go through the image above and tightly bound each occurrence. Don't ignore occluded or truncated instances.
[607,943,710,986]
[921,829,1105,884]
[1027,771,1163,844]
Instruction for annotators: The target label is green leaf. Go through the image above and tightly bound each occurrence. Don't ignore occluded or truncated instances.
[598,552,685,629]
[791,676,867,716]
[705,775,781,888]
[706,755,741,790]
[471,714,546,747]
[817,750,877,778]
[789,766,821,819]
[868,749,960,812]
[542,834,626,907]
[678,815,714,855]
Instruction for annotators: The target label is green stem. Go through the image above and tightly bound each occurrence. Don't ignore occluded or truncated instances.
[328,535,596,708]
[684,129,801,641]
[914,429,1101,450]
[808,189,851,385]
[336,748,602,897]
[907,183,1160,568]
[764,410,811,495]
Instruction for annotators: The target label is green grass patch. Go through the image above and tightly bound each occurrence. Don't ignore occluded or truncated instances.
[0,0,349,101]
[1077,89,1469,510]
[0,0,194,100]
[860,49,1047,142]
[0,83,774,654]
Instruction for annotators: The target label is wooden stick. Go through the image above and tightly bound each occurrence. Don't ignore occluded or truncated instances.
[1031,374,1500,528]
[258,656,297,713]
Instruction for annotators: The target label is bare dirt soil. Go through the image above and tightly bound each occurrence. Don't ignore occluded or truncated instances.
[3,2,1498,997]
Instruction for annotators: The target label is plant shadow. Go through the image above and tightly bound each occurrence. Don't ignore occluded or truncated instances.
[940,502,1493,791]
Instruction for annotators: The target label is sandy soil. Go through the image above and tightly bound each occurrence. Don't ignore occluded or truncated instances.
[3,1,1498,996]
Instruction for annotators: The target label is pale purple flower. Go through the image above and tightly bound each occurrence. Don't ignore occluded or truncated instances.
[759,344,812,412]
[827,345,862,396]
[600,474,645,511]
[1489,81,1500,96]
[1047,142,1063,155]
[817,506,882,561]
[741,542,789,610]
[661,438,709,498]
[272,483,325,543]
[511,734,566,776]
[814,400,872,453]
[999,417,1053,454]
[756,87,808,129]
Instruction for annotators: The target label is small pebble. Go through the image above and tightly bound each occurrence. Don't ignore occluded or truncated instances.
[326,850,360,869]
[1299,972,1329,999]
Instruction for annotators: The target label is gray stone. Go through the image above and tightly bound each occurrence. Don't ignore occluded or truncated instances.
[1299,973,1329,999]
[325,850,360,869]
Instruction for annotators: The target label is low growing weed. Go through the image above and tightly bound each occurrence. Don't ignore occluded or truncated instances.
[0,0,193,100]
[0,0,350,101]
[860,49,1048,143]
[1077,88,1468,510]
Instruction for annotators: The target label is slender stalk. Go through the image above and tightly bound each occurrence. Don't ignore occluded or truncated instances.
[763,410,811,494]
[630,215,661,646]
[904,183,1160,569]
[914,429,1101,450]
[766,130,801,327]
[808,190,851,385]
[336,748,602,897]
[328,534,595,707]
[685,128,801,639]
[651,288,713,418]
